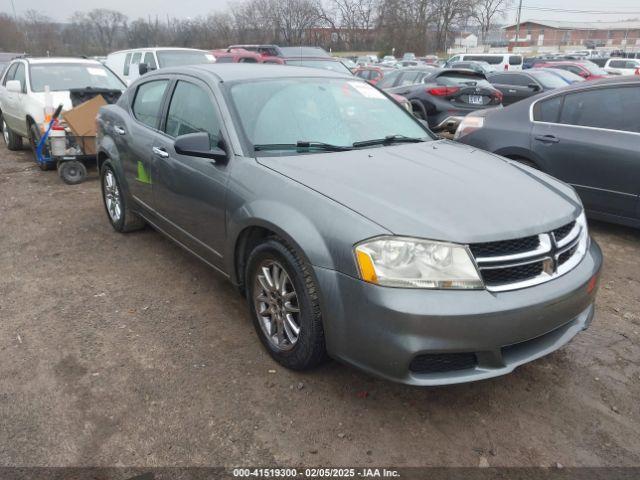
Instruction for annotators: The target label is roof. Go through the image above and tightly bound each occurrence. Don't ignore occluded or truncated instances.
[159,63,353,82]
[109,47,210,55]
[23,57,102,65]
[503,20,640,30]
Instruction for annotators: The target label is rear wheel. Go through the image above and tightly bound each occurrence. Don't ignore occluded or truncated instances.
[29,122,53,170]
[100,161,145,232]
[1,113,23,151]
[246,238,328,370]
[410,101,427,120]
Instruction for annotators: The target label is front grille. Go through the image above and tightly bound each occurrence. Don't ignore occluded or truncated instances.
[409,353,477,374]
[553,221,576,242]
[481,262,544,285]
[469,235,539,258]
[558,244,578,265]
[469,219,583,291]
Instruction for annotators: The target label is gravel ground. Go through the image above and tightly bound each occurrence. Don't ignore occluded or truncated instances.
[0,144,639,468]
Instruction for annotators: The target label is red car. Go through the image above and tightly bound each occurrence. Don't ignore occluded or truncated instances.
[354,66,394,85]
[211,49,266,63]
[535,61,609,80]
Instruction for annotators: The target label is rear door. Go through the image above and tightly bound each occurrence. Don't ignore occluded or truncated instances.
[120,78,171,210]
[151,77,230,268]
[531,85,640,220]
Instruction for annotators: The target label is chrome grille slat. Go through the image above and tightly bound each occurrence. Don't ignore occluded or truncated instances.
[469,217,588,292]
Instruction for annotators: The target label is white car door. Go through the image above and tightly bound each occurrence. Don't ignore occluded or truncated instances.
[1,62,28,136]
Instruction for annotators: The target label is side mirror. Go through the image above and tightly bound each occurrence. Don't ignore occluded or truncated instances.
[138,63,149,76]
[580,71,589,78]
[528,83,541,91]
[174,132,228,162]
[6,80,22,93]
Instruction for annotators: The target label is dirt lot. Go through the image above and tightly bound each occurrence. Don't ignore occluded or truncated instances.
[0,144,639,469]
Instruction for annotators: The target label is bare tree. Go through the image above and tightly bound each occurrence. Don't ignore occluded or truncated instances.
[70,9,127,53]
[471,0,512,44]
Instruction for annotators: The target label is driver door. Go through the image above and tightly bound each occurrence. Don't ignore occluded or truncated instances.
[151,78,231,269]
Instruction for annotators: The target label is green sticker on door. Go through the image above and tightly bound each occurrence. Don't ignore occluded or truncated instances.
[136,161,152,184]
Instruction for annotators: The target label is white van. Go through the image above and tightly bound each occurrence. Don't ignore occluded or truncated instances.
[106,48,216,84]
[446,53,523,71]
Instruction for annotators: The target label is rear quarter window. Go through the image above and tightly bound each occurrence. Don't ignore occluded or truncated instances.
[132,80,169,129]
[533,96,562,123]
[509,56,523,66]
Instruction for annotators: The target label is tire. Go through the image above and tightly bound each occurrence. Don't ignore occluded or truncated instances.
[58,160,87,185]
[1,113,23,151]
[245,238,327,370]
[410,101,427,120]
[100,160,145,233]
[28,122,53,170]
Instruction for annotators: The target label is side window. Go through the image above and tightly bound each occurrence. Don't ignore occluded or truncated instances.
[13,63,26,93]
[240,57,257,63]
[165,81,222,148]
[143,52,157,69]
[132,80,169,129]
[509,55,522,66]
[123,53,132,76]
[609,60,625,68]
[377,70,400,88]
[2,63,17,86]
[565,66,582,76]
[533,96,562,123]
[559,87,639,132]
[489,73,510,84]
[398,71,421,86]
[507,74,531,86]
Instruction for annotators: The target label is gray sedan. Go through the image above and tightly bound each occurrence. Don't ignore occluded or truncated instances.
[96,64,602,385]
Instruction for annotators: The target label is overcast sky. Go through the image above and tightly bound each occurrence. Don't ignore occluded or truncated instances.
[2,0,639,24]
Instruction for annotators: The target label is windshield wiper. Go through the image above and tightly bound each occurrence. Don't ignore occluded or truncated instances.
[254,141,353,152]
[352,135,425,149]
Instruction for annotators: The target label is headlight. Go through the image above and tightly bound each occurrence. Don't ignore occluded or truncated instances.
[453,115,484,140]
[355,237,483,289]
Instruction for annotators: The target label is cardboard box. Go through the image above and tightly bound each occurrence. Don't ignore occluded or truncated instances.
[62,95,106,144]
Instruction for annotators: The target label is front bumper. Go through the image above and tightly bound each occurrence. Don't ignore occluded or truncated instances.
[315,240,602,386]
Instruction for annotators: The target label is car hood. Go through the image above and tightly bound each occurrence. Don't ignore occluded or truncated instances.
[256,141,582,243]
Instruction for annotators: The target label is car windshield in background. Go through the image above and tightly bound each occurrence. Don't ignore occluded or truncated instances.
[229,78,430,155]
[582,63,608,75]
[529,70,569,88]
[284,59,352,74]
[29,63,125,92]
[156,50,216,68]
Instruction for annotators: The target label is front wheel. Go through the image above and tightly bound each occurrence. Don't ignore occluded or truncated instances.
[246,238,327,370]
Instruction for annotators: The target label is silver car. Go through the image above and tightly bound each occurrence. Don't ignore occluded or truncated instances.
[96,64,602,385]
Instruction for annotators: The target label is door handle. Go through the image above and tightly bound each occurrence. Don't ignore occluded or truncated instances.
[152,146,169,158]
[114,125,126,135]
[534,134,559,144]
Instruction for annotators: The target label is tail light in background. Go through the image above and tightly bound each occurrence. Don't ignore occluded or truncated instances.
[492,90,503,103]
[453,116,484,140]
[635,68,640,75]
[426,86,460,97]
[504,64,509,70]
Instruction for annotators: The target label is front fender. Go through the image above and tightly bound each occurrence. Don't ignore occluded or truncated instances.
[225,199,337,282]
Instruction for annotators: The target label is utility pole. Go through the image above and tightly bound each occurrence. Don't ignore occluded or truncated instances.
[514,0,523,47]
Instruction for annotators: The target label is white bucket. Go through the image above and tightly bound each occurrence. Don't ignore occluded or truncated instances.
[49,128,66,157]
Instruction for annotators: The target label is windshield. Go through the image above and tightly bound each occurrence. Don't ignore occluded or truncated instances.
[156,50,216,68]
[581,63,608,75]
[229,78,430,155]
[529,70,569,88]
[285,59,352,74]
[29,63,125,92]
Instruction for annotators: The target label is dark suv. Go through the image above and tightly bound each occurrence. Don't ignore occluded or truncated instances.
[378,67,503,133]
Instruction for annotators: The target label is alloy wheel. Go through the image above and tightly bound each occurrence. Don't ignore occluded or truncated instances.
[2,120,8,145]
[103,169,122,223]
[253,260,301,351]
